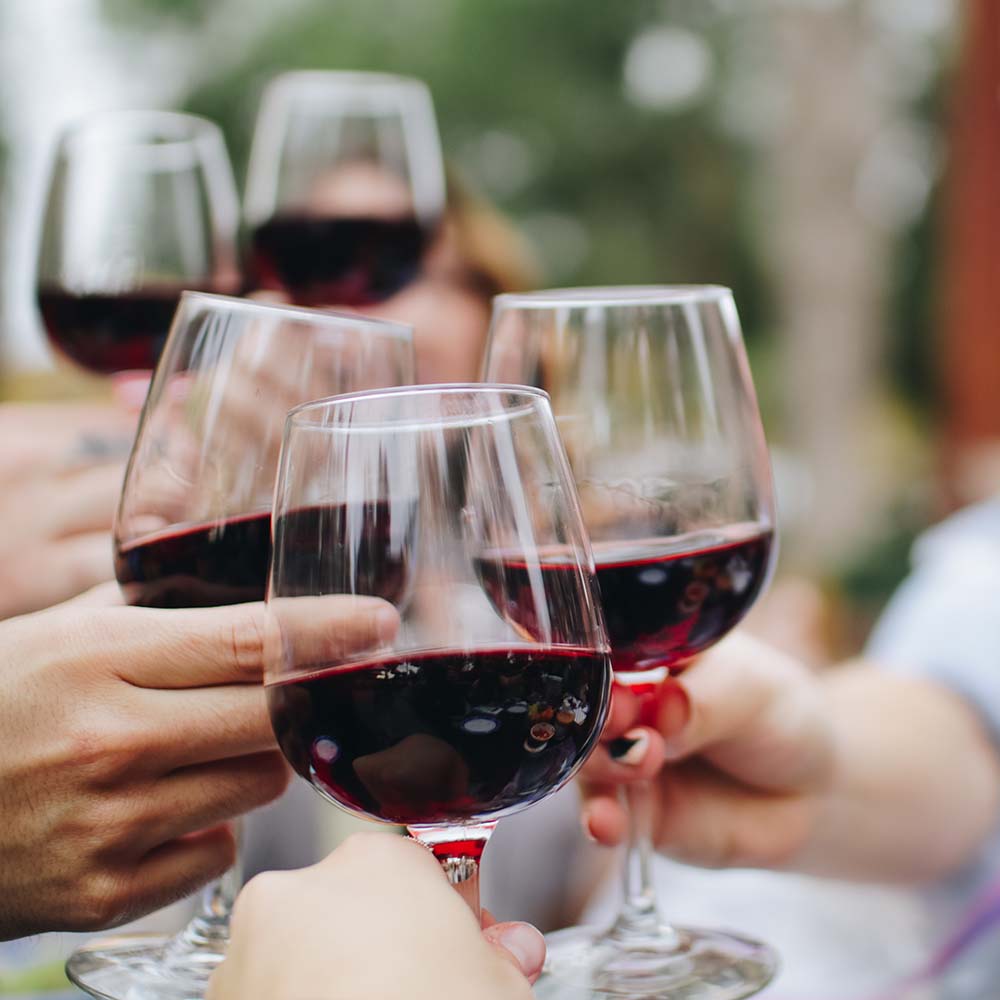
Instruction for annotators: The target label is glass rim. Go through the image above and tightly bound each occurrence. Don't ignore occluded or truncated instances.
[177,291,414,341]
[493,285,733,310]
[58,109,223,151]
[263,68,432,99]
[286,382,551,428]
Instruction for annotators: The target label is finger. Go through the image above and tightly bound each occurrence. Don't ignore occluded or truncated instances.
[578,791,629,847]
[63,581,124,608]
[110,825,238,928]
[599,683,646,740]
[48,463,124,536]
[581,726,667,785]
[482,921,547,985]
[93,596,397,689]
[130,752,290,852]
[139,684,277,771]
[663,633,828,790]
[266,596,400,679]
[0,533,114,619]
[650,758,815,870]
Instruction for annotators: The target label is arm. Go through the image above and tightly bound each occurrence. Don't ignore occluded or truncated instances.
[581,633,1000,885]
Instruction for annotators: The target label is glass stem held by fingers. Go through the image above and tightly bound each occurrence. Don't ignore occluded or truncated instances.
[485,286,779,999]
[66,293,414,1000]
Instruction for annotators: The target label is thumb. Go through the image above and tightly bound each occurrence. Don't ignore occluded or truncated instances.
[481,921,546,985]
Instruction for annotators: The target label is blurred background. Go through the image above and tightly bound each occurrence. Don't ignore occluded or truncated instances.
[3,0,999,996]
[1,0,984,660]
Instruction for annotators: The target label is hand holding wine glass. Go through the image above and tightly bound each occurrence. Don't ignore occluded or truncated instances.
[208,833,545,1000]
[578,632,834,868]
[485,286,778,999]
[67,294,413,1000]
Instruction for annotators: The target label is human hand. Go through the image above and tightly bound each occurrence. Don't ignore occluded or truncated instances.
[0,401,136,618]
[208,833,545,1000]
[579,632,834,870]
[0,594,395,940]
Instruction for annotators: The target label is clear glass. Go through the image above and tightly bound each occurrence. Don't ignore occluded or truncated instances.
[265,384,612,920]
[66,293,413,1000]
[36,110,241,377]
[244,70,445,307]
[485,287,779,999]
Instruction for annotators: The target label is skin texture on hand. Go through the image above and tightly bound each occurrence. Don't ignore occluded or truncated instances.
[208,833,544,1000]
[0,401,136,619]
[580,632,1000,883]
[0,593,397,940]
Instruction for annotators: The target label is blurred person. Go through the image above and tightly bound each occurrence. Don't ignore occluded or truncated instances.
[209,833,546,1000]
[248,160,539,383]
[0,591,394,941]
[0,399,134,620]
[580,498,1000,996]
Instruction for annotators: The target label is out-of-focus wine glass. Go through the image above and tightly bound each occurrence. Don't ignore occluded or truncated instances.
[244,70,445,307]
[485,286,778,999]
[65,293,413,1000]
[36,111,241,379]
[265,384,611,918]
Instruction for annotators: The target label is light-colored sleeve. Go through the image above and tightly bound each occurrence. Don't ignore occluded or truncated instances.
[865,514,1000,747]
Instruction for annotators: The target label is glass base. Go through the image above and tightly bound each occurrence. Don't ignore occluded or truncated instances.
[66,930,227,1000]
[534,922,778,1000]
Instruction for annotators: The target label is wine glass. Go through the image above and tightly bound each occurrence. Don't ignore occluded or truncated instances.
[265,384,611,918]
[485,287,779,999]
[65,293,414,1000]
[36,110,241,379]
[244,70,445,307]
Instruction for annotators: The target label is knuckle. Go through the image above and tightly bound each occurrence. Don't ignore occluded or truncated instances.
[228,606,266,679]
[73,870,133,931]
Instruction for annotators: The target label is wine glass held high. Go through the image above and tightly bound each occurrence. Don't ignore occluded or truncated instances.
[264,384,612,918]
[485,286,778,1000]
[65,293,413,1000]
[36,111,241,379]
[244,70,445,308]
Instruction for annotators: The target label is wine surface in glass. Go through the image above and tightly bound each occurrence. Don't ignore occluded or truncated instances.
[266,645,609,825]
[477,525,773,673]
[115,502,409,609]
[38,285,192,375]
[249,214,430,306]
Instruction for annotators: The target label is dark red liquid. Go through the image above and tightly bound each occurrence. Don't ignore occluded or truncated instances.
[477,528,773,673]
[115,510,271,608]
[116,501,409,609]
[249,214,430,306]
[266,646,610,825]
[38,286,189,375]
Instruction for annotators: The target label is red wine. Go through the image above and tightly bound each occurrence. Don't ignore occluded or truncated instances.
[477,528,773,673]
[116,501,409,609]
[249,214,430,306]
[38,286,188,374]
[115,510,272,608]
[266,646,610,825]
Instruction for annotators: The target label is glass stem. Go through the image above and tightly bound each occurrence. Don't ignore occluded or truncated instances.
[610,779,679,947]
[408,822,496,922]
[176,819,243,948]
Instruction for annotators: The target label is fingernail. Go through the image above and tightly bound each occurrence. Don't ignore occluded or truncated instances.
[609,728,648,765]
[495,922,546,979]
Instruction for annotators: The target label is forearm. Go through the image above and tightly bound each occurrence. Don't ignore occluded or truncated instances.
[794,665,1000,883]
